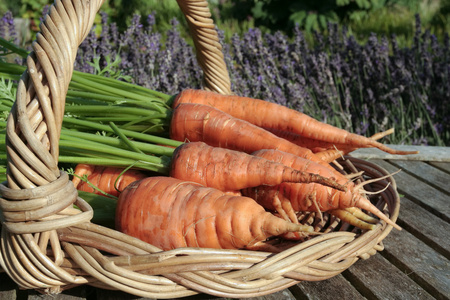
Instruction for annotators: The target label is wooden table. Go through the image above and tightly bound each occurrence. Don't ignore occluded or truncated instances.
[1,146,449,300]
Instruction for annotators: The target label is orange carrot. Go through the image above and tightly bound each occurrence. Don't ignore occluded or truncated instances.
[115,176,315,250]
[242,149,401,230]
[170,103,331,167]
[266,128,395,154]
[169,142,346,193]
[264,128,351,163]
[265,127,348,153]
[315,148,347,164]
[267,128,398,163]
[71,164,147,197]
[172,89,418,155]
[314,129,397,163]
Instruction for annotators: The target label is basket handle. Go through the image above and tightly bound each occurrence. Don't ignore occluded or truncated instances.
[177,0,232,95]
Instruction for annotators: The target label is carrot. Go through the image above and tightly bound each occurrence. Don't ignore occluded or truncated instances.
[71,164,147,198]
[115,176,315,250]
[266,128,396,154]
[172,89,418,155]
[328,208,378,230]
[315,129,396,163]
[315,148,347,164]
[267,128,398,164]
[169,103,331,168]
[169,142,346,193]
[265,127,350,153]
[242,149,401,230]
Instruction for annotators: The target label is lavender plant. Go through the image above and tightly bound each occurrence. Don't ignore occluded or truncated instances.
[1,11,448,146]
[75,12,203,95]
[225,17,449,146]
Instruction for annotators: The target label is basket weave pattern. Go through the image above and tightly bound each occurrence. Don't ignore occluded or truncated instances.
[0,0,399,298]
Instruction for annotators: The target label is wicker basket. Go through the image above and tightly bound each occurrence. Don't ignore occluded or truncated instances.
[0,0,400,298]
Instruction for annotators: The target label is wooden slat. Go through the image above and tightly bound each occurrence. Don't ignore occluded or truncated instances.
[389,160,450,194]
[0,272,19,300]
[343,253,435,299]
[370,159,450,222]
[26,286,89,299]
[429,161,450,174]
[350,145,450,161]
[382,226,450,299]
[236,290,296,300]
[96,289,151,300]
[398,196,450,259]
[290,274,365,300]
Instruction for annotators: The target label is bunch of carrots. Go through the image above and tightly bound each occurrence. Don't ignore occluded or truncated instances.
[1,38,416,253]
[72,89,415,252]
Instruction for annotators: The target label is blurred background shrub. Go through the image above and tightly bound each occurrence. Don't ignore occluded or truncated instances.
[2,0,449,46]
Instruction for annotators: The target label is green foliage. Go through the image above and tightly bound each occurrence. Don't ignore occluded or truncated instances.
[0,77,16,104]
[3,0,448,48]
[87,53,132,82]
[99,0,187,32]
[428,0,450,39]
[216,0,340,33]
[17,0,53,28]
[0,0,21,15]
[3,0,190,43]
[212,0,448,46]
[215,0,392,33]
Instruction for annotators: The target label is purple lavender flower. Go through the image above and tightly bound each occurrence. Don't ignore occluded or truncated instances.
[0,11,17,44]
[3,9,445,145]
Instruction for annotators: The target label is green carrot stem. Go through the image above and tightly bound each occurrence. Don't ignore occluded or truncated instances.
[64,105,170,119]
[59,148,143,165]
[118,118,165,132]
[0,61,26,75]
[72,70,170,101]
[59,138,167,165]
[67,90,128,103]
[66,91,167,110]
[110,124,166,133]
[68,80,118,97]
[59,155,168,174]
[70,74,166,112]
[58,145,169,173]
[78,116,156,123]
[61,129,175,156]
[58,156,135,166]
[0,37,28,58]
[109,122,144,154]
[0,72,20,81]
[62,118,181,147]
